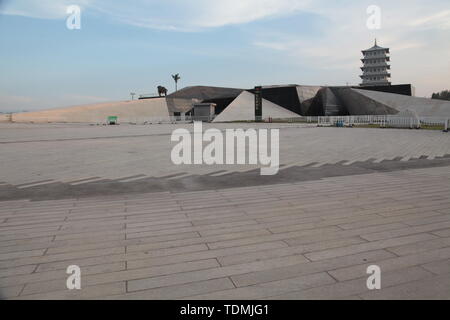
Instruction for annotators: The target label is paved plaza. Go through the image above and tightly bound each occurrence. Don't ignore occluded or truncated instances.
[1,123,450,199]
[1,123,450,299]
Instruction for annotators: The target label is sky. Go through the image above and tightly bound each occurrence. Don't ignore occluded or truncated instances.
[0,0,449,112]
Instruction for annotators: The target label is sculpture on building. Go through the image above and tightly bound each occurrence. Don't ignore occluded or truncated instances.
[157,86,168,97]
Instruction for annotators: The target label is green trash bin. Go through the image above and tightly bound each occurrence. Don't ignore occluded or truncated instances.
[107,116,118,125]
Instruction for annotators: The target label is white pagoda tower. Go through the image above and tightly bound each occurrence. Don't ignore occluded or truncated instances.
[360,39,391,86]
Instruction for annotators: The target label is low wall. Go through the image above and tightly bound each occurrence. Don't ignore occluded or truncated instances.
[0,114,12,122]
[11,98,170,124]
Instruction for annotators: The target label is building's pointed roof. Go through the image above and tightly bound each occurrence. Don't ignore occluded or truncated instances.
[213,91,300,122]
[362,39,388,52]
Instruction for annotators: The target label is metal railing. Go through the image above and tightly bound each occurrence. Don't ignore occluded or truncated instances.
[117,115,313,125]
[317,115,450,130]
[138,93,159,99]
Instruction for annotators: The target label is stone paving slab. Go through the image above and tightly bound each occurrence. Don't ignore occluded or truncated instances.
[0,165,449,299]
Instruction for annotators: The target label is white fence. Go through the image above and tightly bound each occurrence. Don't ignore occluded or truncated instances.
[112,115,449,130]
[128,115,306,124]
[317,115,450,130]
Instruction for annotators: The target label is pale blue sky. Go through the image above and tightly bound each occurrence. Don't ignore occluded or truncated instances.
[1,0,449,112]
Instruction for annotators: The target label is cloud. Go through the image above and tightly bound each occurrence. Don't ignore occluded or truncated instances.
[91,0,312,31]
[409,10,450,30]
[190,0,310,28]
[0,0,91,19]
[252,41,289,51]
[0,0,311,30]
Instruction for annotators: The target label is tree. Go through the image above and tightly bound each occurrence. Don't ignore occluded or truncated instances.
[431,90,450,101]
[172,74,181,92]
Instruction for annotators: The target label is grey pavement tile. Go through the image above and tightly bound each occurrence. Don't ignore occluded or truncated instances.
[103,278,235,300]
[387,237,450,256]
[0,265,37,278]
[127,254,309,292]
[0,249,45,261]
[337,211,443,230]
[1,261,126,290]
[421,258,450,275]
[304,233,437,261]
[360,220,450,241]
[0,246,126,269]
[16,282,126,300]
[328,246,450,282]
[0,285,24,299]
[359,274,450,300]
[207,226,342,250]
[126,241,288,270]
[218,237,366,266]
[185,272,336,300]
[266,266,433,300]
[128,229,272,253]
[231,250,395,288]
[21,260,217,296]
[284,223,409,247]
[432,228,450,237]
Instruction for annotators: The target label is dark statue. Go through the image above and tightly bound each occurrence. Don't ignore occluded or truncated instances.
[157,86,168,97]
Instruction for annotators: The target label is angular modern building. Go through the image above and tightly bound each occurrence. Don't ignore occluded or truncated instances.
[6,83,450,123]
[360,40,391,86]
